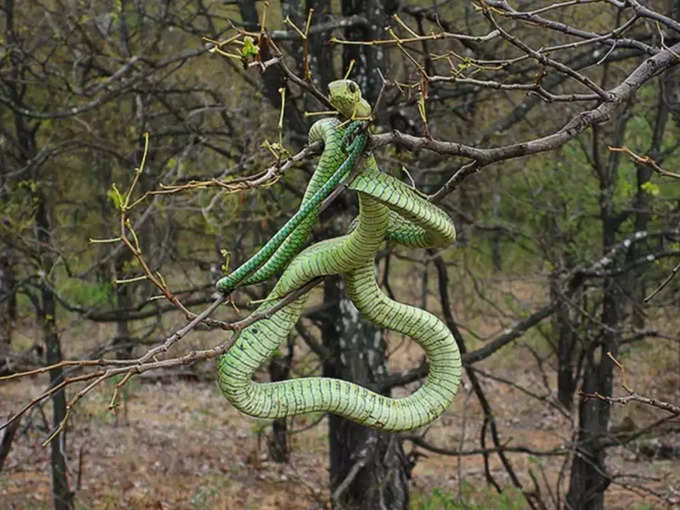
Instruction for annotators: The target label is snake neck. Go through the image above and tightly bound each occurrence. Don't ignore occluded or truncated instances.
[309,117,341,144]
[340,192,390,266]
[219,119,350,291]
[302,118,346,200]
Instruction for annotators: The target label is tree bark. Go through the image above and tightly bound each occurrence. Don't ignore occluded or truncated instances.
[0,414,20,473]
[36,195,74,510]
[267,339,294,463]
[551,273,579,411]
[565,275,621,510]
[341,0,398,102]
[113,258,134,359]
[0,251,16,348]
[566,111,629,509]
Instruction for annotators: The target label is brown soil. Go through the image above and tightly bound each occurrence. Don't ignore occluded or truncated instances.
[1,284,679,509]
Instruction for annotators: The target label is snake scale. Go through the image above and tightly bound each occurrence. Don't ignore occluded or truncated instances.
[216,80,461,431]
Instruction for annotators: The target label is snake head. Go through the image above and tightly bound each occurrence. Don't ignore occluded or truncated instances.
[328,79,372,120]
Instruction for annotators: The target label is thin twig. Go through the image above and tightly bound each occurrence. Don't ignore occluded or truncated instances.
[609,145,680,178]
[645,260,680,302]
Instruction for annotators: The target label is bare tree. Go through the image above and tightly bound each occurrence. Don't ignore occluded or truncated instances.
[1,1,679,509]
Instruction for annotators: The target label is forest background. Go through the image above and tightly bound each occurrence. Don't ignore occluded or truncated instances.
[1,1,679,509]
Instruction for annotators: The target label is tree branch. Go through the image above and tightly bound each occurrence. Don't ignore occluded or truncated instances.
[369,42,680,198]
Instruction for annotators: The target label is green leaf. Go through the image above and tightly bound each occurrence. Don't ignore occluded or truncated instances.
[641,181,660,196]
[107,184,124,210]
[241,36,259,58]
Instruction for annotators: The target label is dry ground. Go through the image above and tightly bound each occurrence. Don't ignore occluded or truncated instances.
[1,282,679,509]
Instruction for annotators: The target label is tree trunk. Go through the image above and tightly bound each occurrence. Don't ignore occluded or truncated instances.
[42,286,74,510]
[551,274,579,411]
[490,191,502,272]
[267,340,294,463]
[0,250,16,348]
[0,414,21,473]
[566,119,627,509]
[112,256,135,359]
[323,3,409,506]
[36,195,74,510]
[565,275,621,510]
[322,277,410,510]
[0,249,16,376]
[627,70,672,328]
[568,66,676,509]
[238,0,307,134]
[341,0,398,102]
[238,0,410,502]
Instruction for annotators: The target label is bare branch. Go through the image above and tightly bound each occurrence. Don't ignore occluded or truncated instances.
[482,4,612,100]
[369,42,680,198]
[270,15,368,40]
[581,390,680,415]
[404,434,568,457]
[486,0,655,54]
[0,276,323,432]
[609,145,680,178]
[645,260,680,302]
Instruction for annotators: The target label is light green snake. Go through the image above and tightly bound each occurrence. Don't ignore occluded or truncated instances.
[216,80,461,431]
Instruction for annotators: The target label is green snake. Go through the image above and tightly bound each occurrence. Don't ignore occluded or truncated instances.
[216,80,461,431]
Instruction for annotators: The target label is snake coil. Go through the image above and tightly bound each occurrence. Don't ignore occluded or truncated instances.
[216,80,461,430]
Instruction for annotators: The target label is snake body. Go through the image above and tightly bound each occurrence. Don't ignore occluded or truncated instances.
[217,120,366,291]
[217,81,461,431]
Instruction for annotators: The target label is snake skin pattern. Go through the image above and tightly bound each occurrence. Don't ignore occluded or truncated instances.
[216,80,461,430]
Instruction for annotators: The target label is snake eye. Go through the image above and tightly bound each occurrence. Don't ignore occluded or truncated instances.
[349,82,357,94]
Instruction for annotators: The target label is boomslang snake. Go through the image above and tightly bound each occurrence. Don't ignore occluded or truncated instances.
[216,80,461,431]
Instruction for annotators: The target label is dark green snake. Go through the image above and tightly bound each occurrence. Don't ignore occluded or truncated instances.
[216,80,461,430]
